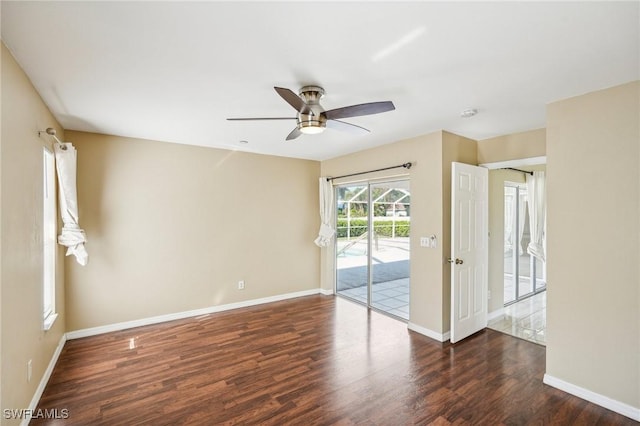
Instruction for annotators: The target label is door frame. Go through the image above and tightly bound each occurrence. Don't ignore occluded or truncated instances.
[479,156,547,318]
[333,179,411,320]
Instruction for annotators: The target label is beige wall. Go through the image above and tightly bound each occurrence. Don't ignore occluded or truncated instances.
[65,131,320,331]
[321,130,477,335]
[478,128,545,164]
[546,81,639,409]
[487,165,546,313]
[1,43,66,422]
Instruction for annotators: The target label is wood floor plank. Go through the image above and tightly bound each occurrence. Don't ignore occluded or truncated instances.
[31,295,636,425]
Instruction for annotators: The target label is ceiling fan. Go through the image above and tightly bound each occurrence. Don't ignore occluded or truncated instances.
[227,86,395,141]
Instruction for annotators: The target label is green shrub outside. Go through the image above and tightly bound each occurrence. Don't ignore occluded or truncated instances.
[336,219,410,238]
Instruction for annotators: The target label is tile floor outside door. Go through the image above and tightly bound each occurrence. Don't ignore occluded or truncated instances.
[488,291,546,345]
[336,237,410,320]
[337,278,409,319]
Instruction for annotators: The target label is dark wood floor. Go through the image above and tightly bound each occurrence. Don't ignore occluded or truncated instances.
[33,295,635,425]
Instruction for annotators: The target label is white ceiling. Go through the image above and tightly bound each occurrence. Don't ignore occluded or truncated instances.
[2,1,638,161]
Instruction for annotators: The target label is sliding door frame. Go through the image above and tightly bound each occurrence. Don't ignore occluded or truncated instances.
[504,182,545,306]
[334,178,411,321]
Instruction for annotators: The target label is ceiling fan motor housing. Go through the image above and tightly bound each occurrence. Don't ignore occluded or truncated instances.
[297,86,327,133]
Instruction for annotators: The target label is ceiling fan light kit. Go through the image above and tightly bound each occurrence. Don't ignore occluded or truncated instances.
[227,85,395,141]
[298,119,326,135]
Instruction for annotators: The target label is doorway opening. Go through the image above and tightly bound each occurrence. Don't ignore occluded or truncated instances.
[489,171,547,346]
[335,180,410,320]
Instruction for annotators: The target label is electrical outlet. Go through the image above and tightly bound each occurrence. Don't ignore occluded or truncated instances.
[488,290,492,300]
[420,237,429,247]
[238,280,245,290]
[27,359,32,382]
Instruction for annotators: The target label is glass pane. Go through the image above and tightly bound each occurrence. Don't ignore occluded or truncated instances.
[535,256,546,291]
[504,182,547,306]
[518,190,533,298]
[370,181,410,320]
[503,186,516,304]
[43,149,56,317]
[336,185,369,304]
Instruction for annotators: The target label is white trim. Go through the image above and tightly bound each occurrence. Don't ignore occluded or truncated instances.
[22,334,67,426]
[479,156,547,170]
[43,312,59,331]
[543,374,640,422]
[407,322,451,342]
[487,307,505,323]
[66,288,322,340]
[319,288,334,296]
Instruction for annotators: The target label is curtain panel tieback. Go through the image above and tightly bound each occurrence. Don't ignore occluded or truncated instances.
[527,242,545,262]
[58,223,88,264]
[314,223,335,247]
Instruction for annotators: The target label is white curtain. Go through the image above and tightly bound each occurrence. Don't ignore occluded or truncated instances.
[54,143,88,265]
[314,177,335,247]
[526,171,546,262]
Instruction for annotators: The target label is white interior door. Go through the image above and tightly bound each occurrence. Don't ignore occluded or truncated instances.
[450,162,488,343]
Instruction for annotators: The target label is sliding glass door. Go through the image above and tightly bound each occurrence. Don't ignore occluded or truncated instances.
[504,184,546,305]
[335,180,410,320]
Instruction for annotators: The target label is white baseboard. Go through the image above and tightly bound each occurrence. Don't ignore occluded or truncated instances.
[22,334,67,426]
[543,374,640,422]
[407,322,450,342]
[319,288,334,296]
[66,288,322,340]
[488,307,505,323]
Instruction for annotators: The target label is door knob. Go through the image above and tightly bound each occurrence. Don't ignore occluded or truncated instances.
[447,258,464,264]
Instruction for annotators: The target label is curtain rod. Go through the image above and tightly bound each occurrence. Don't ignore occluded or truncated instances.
[327,162,412,182]
[38,127,68,150]
[501,167,533,175]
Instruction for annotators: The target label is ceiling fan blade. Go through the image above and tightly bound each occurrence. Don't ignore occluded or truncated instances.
[275,87,312,115]
[323,101,395,120]
[286,127,302,141]
[227,117,296,121]
[326,119,370,134]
